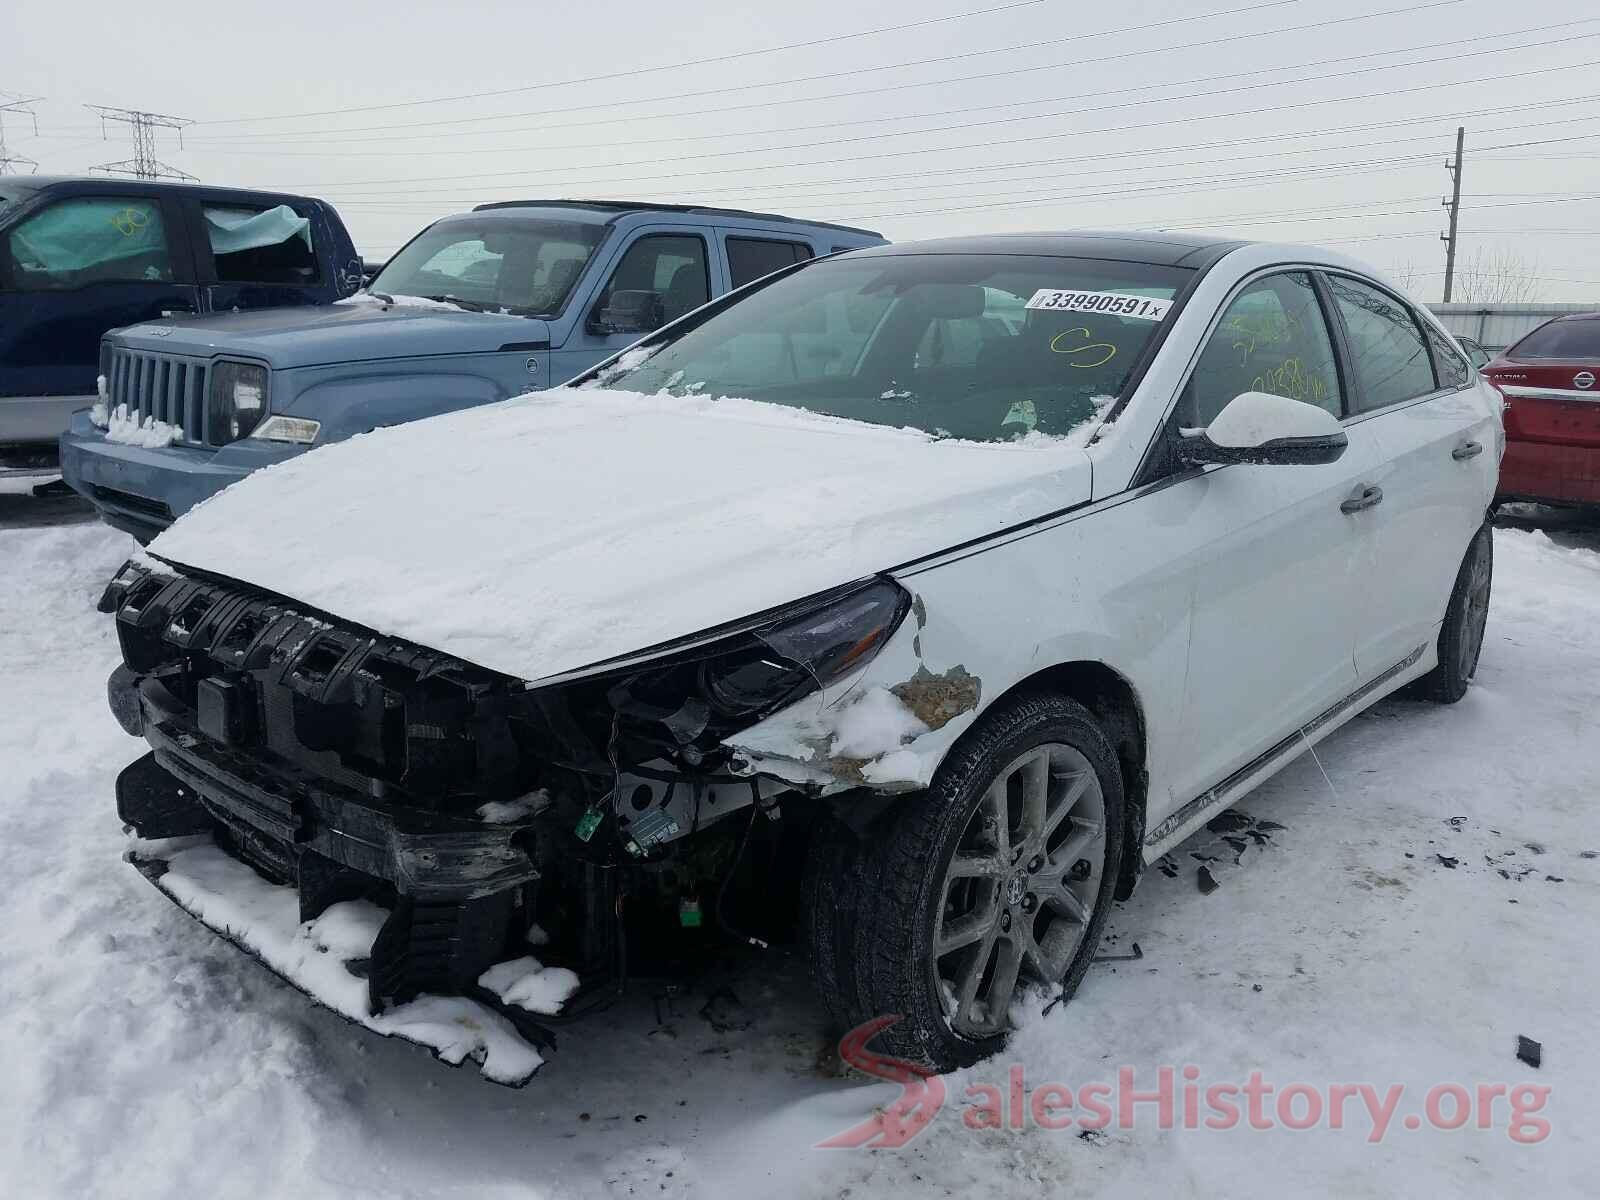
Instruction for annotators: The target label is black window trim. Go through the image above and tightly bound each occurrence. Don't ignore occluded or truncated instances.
[3,191,197,294]
[590,228,712,330]
[1132,262,1352,488]
[1314,269,1466,426]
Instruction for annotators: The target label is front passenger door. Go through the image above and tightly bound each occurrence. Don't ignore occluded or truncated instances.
[1160,271,1385,802]
[551,232,711,383]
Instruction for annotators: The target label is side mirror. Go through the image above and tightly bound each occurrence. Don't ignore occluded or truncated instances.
[1180,391,1348,467]
[590,289,664,336]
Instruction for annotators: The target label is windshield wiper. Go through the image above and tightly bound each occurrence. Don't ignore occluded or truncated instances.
[424,294,486,312]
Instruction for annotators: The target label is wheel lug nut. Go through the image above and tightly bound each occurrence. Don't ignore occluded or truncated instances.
[1021,895,1036,912]
[1069,859,1092,882]
[1000,912,1012,931]
[1028,855,1043,873]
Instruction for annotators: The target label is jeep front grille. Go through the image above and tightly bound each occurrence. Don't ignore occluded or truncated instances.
[106,347,211,444]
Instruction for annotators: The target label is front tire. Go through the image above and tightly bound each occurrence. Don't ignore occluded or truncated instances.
[1410,523,1493,704]
[820,692,1124,1070]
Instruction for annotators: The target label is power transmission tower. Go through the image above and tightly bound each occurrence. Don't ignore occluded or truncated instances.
[85,104,196,181]
[0,95,42,175]
[1440,125,1465,303]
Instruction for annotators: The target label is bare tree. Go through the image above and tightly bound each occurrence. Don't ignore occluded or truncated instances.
[1453,245,1544,304]
[1387,258,1427,294]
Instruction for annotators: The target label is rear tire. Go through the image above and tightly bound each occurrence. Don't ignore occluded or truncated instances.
[809,692,1124,1071]
[1410,523,1493,704]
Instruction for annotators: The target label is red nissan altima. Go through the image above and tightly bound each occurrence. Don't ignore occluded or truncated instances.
[1482,312,1600,507]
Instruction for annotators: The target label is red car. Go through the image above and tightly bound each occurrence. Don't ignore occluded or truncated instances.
[1482,313,1600,507]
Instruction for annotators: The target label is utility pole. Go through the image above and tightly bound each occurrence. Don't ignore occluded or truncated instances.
[0,95,42,175]
[1440,125,1465,303]
[85,105,196,181]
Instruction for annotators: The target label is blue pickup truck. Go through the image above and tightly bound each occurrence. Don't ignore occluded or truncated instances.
[1,176,360,479]
[60,200,884,538]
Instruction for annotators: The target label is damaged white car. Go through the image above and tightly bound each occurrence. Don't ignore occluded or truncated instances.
[99,232,1501,1081]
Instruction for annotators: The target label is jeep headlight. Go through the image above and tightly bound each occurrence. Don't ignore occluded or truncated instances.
[207,361,268,443]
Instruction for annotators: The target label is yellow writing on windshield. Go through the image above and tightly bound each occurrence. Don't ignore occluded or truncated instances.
[1049,327,1116,368]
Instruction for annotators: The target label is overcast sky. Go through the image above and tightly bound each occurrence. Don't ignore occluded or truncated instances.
[3,0,1596,300]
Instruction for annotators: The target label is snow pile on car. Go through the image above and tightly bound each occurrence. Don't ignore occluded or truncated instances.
[147,388,1094,684]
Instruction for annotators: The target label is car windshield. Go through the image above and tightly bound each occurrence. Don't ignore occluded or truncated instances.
[370,216,606,316]
[588,252,1193,442]
[1509,317,1600,360]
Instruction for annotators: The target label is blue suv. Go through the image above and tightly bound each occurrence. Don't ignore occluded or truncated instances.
[60,200,884,538]
[1,176,360,479]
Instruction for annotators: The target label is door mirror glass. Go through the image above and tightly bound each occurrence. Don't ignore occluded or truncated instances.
[1180,391,1348,466]
[592,288,664,335]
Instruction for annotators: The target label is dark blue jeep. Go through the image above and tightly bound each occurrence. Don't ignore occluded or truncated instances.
[0,176,359,478]
[59,200,884,539]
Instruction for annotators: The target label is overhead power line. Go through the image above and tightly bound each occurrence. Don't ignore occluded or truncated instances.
[158,4,1557,161]
[86,105,196,180]
[281,59,1600,192]
[317,106,1600,207]
[197,0,1055,124]
[169,0,1452,146]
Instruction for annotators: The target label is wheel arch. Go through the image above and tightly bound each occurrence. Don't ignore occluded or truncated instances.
[993,659,1149,900]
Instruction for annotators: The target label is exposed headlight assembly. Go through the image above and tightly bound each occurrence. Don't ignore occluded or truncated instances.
[602,578,912,746]
[207,360,268,444]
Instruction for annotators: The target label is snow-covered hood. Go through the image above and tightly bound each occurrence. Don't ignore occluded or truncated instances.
[148,390,1093,682]
[108,303,549,371]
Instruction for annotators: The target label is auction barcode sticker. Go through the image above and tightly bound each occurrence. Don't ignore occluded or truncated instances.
[1025,289,1173,321]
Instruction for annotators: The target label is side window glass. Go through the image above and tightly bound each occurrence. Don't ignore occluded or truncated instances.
[1179,272,1342,429]
[1423,324,1470,389]
[6,197,174,290]
[727,237,812,288]
[593,234,709,334]
[203,204,318,285]
[1326,275,1438,411]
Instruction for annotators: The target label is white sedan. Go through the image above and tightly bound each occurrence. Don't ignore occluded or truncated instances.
[101,231,1501,1079]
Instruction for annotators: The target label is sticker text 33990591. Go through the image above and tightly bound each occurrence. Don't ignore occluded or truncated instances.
[1025,289,1173,321]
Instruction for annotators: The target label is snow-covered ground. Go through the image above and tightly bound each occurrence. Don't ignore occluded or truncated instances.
[3,483,1597,1198]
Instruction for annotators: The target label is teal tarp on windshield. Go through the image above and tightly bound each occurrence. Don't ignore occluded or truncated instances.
[9,197,171,277]
[203,204,311,255]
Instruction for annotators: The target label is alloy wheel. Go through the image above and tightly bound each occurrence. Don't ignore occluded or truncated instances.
[930,743,1107,1038]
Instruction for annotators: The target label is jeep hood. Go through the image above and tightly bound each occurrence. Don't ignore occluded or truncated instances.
[108,302,549,370]
[148,390,1093,683]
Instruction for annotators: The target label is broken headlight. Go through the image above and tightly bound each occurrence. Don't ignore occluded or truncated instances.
[694,577,911,721]
[595,577,911,758]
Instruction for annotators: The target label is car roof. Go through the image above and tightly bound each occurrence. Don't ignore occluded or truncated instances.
[13,175,322,205]
[468,198,882,239]
[845,230,1249,268]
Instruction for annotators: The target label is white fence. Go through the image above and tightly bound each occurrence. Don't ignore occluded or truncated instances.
[1427,303,1597,353]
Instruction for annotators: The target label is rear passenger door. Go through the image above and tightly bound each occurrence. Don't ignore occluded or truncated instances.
[0,191,200,402]
[186,197,327,313]
[1319,272,1494,679]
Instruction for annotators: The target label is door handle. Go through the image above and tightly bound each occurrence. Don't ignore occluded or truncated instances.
[1452,440,1484,461]
[1340,484,1384,514]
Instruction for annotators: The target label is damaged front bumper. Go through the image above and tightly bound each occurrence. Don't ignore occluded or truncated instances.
[114,681,578,1086]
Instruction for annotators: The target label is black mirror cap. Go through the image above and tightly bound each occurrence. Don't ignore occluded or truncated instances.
[1180,429,1348,467]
